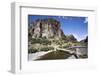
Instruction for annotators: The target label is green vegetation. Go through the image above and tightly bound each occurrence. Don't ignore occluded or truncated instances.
[28,35,81,54]
[28,48,38,53]
[62,44,71,48]
[40,47,54,51]
[28,46,54,53]
[31,38,51,45]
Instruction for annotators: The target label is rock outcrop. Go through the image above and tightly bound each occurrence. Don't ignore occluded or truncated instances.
[28,18,65,40]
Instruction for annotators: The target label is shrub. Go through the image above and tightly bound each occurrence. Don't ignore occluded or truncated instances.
[31,38,51,45]
[31,38,41,44]
[40,47,49,51]
[59,43,72,49]
[42,40,51,45]
[40,47,54,51]
[62,45,69,48]
[28,48,38,53]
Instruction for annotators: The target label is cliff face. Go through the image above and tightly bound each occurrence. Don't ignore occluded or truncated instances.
[28,18,65,40]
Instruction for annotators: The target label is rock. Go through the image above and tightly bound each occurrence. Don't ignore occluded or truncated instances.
[68,55,77,59]
[28,18,65,40]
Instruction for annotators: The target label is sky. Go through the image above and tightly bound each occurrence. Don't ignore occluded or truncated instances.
[28,15,88,41]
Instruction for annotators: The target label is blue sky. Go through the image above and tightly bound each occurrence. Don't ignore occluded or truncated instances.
[28,15,88,41]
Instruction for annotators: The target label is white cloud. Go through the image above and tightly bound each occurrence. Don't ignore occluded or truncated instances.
[84,17,88,23]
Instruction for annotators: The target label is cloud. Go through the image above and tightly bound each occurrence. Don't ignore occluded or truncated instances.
[84,17,88,23]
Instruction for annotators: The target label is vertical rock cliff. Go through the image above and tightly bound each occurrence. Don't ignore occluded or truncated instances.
[28,18,65,40]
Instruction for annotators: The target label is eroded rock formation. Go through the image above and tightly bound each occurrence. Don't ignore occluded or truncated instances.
[28,18,65,40]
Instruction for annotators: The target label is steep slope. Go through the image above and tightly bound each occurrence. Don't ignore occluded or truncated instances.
[28,18,65,40]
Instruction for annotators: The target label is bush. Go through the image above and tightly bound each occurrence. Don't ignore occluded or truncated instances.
[42,40,51,45]
[28,48,38,53]
[40,47,49,51]
[40,47,54,51]
[31,38,51,45]
[48,47,54,50]
[62,45,69,48]
[31,38,41,44]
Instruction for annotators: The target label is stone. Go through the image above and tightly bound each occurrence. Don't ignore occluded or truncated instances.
[28,18,65,40]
